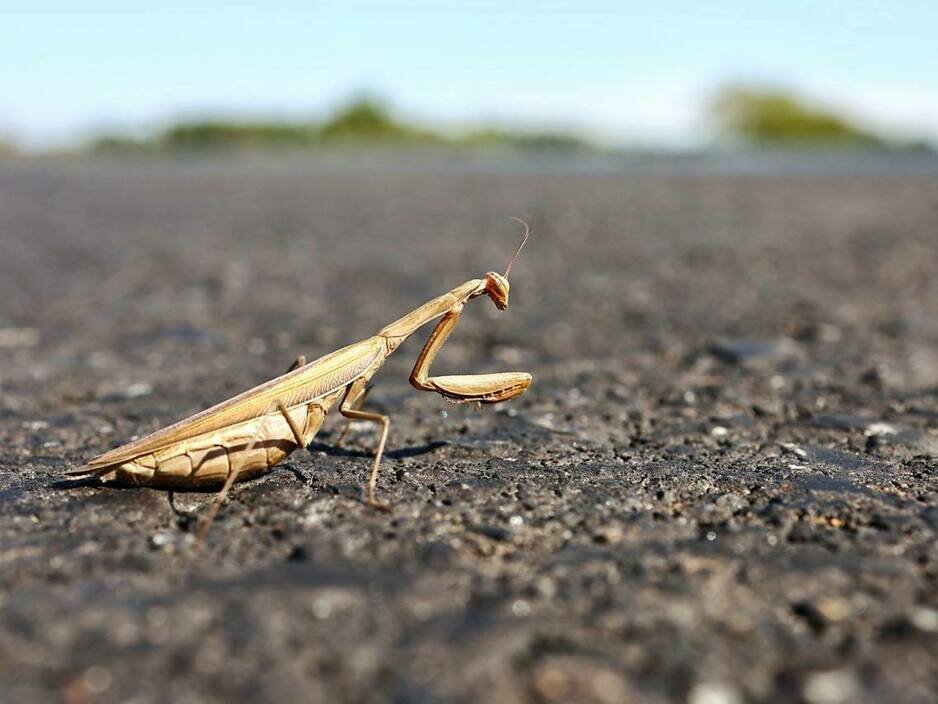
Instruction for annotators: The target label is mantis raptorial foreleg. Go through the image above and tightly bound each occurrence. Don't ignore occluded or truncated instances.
[410,307,463,393]
[339,378,391,512]
[410,305,531,404]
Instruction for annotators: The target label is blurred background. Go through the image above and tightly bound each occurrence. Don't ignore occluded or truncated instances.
[2,1,937,156]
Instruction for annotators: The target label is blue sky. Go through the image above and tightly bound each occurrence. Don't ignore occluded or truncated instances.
[3,1,937,148]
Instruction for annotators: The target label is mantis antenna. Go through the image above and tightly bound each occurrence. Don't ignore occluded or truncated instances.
[504,217,531,278]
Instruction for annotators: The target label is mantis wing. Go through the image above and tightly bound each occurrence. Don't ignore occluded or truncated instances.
[72,337,384,472]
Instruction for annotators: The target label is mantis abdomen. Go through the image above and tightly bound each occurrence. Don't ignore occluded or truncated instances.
[89,392,340,488]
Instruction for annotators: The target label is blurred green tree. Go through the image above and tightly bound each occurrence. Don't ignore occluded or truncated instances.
[709,85,885,148]
[319,97,439,143]
[160,122,316,150]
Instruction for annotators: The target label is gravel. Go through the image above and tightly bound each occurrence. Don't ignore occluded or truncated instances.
[0,155,936,703]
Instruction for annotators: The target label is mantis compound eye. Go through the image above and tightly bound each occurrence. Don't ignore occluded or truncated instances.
[485,271,510,310]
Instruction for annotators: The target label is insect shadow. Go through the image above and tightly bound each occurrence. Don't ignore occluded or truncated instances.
[50,475,102,490]
[307,439,449,460]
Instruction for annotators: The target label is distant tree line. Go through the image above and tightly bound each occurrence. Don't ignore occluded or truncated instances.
[91,98,594,154]
[708,84,932,152]
[2,87,928,156]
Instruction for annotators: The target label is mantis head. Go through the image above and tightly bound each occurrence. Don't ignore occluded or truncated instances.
[484,217,530,311]
[484,271,511,310]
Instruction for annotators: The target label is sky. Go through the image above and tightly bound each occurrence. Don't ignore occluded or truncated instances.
[2,1,937,149]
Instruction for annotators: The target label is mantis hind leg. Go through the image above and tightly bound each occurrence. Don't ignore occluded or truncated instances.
[194,401,307,548]
[339,379,392,513]
[193,450,245,548]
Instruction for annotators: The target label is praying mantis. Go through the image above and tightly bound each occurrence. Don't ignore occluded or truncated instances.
[68,220,533,541]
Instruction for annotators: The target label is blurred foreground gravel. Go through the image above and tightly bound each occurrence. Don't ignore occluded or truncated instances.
[0,155,936,703]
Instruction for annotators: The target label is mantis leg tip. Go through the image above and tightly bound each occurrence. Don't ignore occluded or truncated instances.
[366,499,393,514]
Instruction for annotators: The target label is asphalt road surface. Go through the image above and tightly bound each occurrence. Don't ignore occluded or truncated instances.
[1,155,936,703]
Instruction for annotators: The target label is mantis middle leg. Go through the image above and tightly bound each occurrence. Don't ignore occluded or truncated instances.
[336,383,372,445]
[339,378,392,513]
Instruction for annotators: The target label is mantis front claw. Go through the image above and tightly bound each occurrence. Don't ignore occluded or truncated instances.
[429,372,533,404]
[409,308,532,405]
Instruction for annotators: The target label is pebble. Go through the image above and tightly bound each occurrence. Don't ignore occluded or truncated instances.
[782,443,808,458]
[150,531,176,548]
[123,382,153,398]
[910,607,938,632]
[511,599,531,617]
[864,422,897,437]
[311,599,332,620]
[803,670,858,704]
[714,493,746,513]
[83,665,112,694]
[688,682,743,704]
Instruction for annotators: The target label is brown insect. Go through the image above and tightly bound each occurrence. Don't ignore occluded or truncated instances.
[69,220,533,541]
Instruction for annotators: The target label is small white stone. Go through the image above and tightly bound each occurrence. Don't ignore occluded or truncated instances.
[84,666,112,694]
[803,670,857,704]
[910,607,938,632]
[150,531,175,548]
[124,382,153,398]
[711,426,729,438]
[511,600,531,617]
[864,422,897,437]
[782,443,808,457]
[312,599,332,620]
[706,531,717,542]
[688,682,743,704]
[509,515,524,527]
